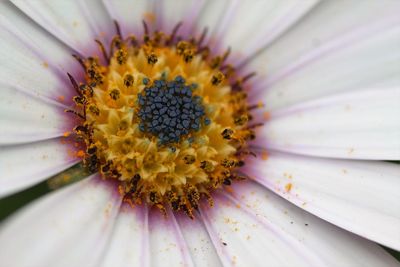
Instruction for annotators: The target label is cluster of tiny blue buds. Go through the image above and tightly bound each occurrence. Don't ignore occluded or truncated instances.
[138,76,210,145]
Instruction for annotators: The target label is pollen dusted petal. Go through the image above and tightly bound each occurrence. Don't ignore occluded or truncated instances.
[255,88,400,160]
[149,207,194,266]
[222,181,400,267]
[176,213,223,266]
[11,0,115,55]
[200,191,312,267]
[243,151,400,251]
[0,138,79,197]
[0,175,122,267]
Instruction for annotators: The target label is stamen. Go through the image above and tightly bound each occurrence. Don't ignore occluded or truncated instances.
[72,54,86,70]
[95,39,109,62]
[167,21,183,45]
[114,20,122,38]
[66,22,257,219]
[67,73,81,96]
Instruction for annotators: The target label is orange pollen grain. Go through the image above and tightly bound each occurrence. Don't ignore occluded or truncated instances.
[285,183,293,192]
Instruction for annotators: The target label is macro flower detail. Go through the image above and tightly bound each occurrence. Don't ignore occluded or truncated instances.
[67,22,256,217]
[0,1,399,267]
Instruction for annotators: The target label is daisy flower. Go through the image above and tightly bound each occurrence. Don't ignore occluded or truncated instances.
[0,0,399,266]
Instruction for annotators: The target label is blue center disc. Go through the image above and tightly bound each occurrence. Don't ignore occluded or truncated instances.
[138,76,206,145]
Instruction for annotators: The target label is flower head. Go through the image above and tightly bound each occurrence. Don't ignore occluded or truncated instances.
[0,0,399,266]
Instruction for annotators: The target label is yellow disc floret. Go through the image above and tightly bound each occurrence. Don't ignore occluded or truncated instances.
[67,22,257,218]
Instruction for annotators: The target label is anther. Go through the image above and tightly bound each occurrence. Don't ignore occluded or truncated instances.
[221,128,234,139]
[176,41,191,55]
[183,155,196,164]
[88,104,100,116]
[221,159,236,168]
[211,72,225,86]
[128,174,141,194]
[124,74,134,87]
[200,161,214,172]
[73,96,86,105]
[74,124,90,135]
[116,49,127,65]
[109,89,120,100]
[125,35,138,47]
[87,145,97,154]
[110,36,122,56]
[79,84,94,97]
[183,49,195,63]
[234,115,248,125]
[147,53,158,65]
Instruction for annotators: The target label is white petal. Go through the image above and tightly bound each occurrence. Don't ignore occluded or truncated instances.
[255,88,400,160]
[149,207,194,267]
[247,1,400,110]
[0,1,81,99]
[11,0,115,55]
[0,138,80,197]
[155,0,205,36]
[193,0,237,54]
[100,203,150,267]
[0,84,72,145]
[226,180,400,267]
[176,213,223,267]
[102,0,150,37]
[0,175,122,267]
[200,192,312,267]
[243,151,400,250]
[222,0,320,65]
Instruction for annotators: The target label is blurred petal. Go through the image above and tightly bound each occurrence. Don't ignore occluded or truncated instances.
[100,203,150,267]
[176,213,223,267]
[224,181,399,267]
[247,0,400,110]
[0,175,122,267]
[11,0,115,55]
[222,0,319,64]
[149,207,194,267]
[102,0,150,37]
[243,151,400,250]
[0,138,79,197]
[100,204,150,267]
[0,1,81,99]
[255,88,400,160]
[156,0,205,36]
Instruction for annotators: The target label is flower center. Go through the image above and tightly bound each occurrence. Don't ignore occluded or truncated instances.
[67,22,258,218]
[138,76,206,144]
